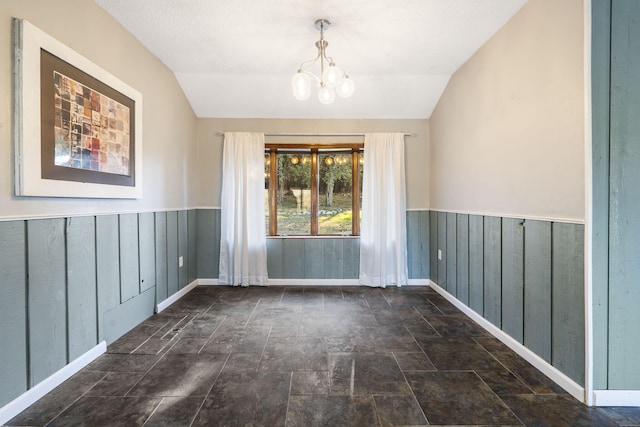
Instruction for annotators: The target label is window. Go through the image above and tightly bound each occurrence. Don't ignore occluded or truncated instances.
[264,144,363,236]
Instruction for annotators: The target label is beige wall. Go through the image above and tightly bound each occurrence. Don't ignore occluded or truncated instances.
[196,118,430,210]
[429,0,585,222]
[0,0,197,219]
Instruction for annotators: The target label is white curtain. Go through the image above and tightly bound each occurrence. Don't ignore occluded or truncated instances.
[218,132,268,286]
[359,133,408,287]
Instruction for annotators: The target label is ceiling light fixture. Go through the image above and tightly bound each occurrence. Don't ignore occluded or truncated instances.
[292,19,354,104]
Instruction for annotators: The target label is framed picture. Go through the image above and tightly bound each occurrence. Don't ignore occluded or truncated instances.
[13,18,143,199]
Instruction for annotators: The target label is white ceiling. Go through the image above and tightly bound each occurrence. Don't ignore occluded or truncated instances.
[95,0,527,119]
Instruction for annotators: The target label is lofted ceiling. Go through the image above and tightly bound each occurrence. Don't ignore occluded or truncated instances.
[95,0,527,119]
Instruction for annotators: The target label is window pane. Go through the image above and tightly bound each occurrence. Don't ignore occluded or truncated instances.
[319,152,353,235]
[277,153,311,235]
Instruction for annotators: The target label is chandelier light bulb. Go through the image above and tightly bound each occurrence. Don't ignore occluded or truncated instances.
[323,65,344,88]
[336,77,355,98]
[292,72,311,100]
[292,19,354,103]
[318,86,336,104]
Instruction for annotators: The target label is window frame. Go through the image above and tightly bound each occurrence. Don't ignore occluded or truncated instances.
[265,143,364,237]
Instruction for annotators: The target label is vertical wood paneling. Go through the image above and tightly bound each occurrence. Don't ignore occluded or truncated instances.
[283,239,305,279]
[196,209,216,279]
[65,216,97,361]
[419,211,430,279]
[343,238,360,279]
[456,214,469,305]
[27,219,67,386]
[429,210,438,282]
[501,218,524,343]
[552,223,585,386]
[96,215,120,341]
[591,0,612,389]
[608,0,640,389]
[437,212,447,287]
[166,211,179,296]
[119,214,140,303]
[188,210,197,283]
[407,211,421,279]
[524,220,552,362]
[323,239,344,279]
[483,216,501,327]
[178,210,189,288]
[446,212,457,296]
[266,238,284,278]
[138,213,156,292]
[154,212,168,303]
[468,215,484,314]
[304,239,324,279]
[212,209,221,278]
[0,221,27,406]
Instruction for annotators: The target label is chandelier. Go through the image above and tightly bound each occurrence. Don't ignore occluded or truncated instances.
[292,19,355,104]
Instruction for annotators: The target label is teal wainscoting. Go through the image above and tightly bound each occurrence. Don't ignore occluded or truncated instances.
[0,209,197,407]
[429,211,585,386]
[194,208,430,281]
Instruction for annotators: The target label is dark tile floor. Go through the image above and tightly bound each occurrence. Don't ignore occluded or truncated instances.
[6,286,640,426]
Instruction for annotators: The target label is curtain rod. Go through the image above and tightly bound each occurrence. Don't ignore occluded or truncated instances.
[215,132,415,137]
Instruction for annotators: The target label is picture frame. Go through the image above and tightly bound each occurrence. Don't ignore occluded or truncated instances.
[13,18,143,199]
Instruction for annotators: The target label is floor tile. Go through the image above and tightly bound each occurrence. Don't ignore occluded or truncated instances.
[84,372,144,396]
[392,352,436,371]
[127,353,227,397]
[291,371,330,395]
[221,352,262,373]
[143,396,205,427]
[202,325,270,353]
[501,394,619,426]
[192,371,290,426]
[405,371,522,425]
[286,395,378,427]
[476,369,534,395]
[45,396,161,426]
[373,394,427,427]
[416,337,504,370]
[165,337,208,354]
[85,353,160,372]
[329,353,409,395]
[6,371,105,426]
[424,314,491,337]
[260,336,328,371]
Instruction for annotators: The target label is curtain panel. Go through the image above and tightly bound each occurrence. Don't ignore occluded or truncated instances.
[359,132,408,287]
[219,132,269,286]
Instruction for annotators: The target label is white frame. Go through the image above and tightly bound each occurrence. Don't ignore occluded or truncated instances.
[13,18,143,199]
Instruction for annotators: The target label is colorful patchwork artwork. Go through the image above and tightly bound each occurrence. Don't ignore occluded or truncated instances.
[53,71,130,175]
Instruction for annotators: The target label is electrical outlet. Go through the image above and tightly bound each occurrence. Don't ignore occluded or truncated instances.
[179,256,184,267]
[437,249,442,260]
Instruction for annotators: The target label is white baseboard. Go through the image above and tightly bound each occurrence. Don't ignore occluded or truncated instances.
[0,341,106,426]
[196,278,221,286]
[593,390,640,407]
[261,279,361,286]
[156,280,198,312]
[407,279,429,286]
[428,280,586,403]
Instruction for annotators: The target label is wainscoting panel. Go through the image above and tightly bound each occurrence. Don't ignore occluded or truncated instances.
[0,221,27,407]
[483,216,502,328]
[455,214,469,305]
[446,212,457,297]
[430,211,585,386]
[66,216,98,361]
[468,215,484,315]
[523,220,552,363]
[139,212,156,293]
[154,211,169,303]
[196,209,220,279]
[501,218,524,344]
[552,222,585,385]
[119,213,140,303]
[166,211,179,296]
[406,210,430,280]
[178,210,189,289]
[0,210,197,409]
[437,212,447,286]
